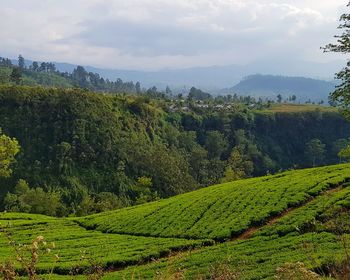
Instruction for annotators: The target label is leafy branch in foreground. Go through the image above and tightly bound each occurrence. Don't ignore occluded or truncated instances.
[323,2,350,115]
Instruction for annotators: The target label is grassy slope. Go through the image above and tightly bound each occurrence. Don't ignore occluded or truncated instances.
[0,164,350,279]
[260,103,338,113]
[0,213,206,274]
[78,164,350,240]
[112,186,350,279]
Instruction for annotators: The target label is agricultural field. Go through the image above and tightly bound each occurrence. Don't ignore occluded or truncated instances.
[260,103,338,113]
[79,164,350,240]
[0,163,350,279]
[0,213,207,274]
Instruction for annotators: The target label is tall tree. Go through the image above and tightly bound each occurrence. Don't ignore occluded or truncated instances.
[323,2,350,117]
[338,145,350,162]
[10,68,22,85]
[32,61,39,72]
[305,138,325,167]
[221,146,253,183]
[204,131,228,159]
[18,54,25,69]
[135,82,141,94]
[277,94,282,103]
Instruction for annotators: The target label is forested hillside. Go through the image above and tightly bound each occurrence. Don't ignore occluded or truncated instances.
[0,86,350,216]
[0,56,141,94]
[231,74,336,102]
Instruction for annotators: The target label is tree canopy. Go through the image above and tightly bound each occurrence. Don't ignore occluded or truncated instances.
[0,130,20,178]
[324,2,350,116]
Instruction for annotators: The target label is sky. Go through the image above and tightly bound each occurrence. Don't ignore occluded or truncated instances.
[0,0,348,71]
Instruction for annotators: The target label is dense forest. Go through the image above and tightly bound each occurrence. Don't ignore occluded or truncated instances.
[1,85,350,216]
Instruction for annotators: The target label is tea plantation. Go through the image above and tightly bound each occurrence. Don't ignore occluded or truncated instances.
[1,163,350,279]
[79,164,350,240]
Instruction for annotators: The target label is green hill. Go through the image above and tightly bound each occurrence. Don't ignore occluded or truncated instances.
[2,86,350,217]
[231,74,336,102]
[78,164,350,241]
[1,163,350,279]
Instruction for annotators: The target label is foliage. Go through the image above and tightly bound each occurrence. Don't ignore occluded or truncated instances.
[221,147,253,182]
[338,145,350,162]
[78,164,350,241]
[1,86,350,215]
[0,130,20,178]
[305,139,326,167]
[0,55,140,94]
[0,214,206,275]
[4,179,62,216]
[323,2,350,117]
[0,164,349,279]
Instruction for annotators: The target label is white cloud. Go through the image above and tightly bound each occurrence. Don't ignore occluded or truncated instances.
[0,0,347,71]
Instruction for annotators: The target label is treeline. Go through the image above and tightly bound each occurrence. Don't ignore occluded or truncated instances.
[0,55,141,94]
[1,86,350,216]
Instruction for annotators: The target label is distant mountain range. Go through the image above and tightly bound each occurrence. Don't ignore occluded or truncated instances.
[224,74,337,102]
[8,56,341,101]
[11,57,342,90]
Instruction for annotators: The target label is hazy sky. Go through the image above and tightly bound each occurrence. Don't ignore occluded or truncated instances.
[0,0,347,70]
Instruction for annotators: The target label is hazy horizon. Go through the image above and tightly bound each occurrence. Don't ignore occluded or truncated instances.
[1,0,348,75]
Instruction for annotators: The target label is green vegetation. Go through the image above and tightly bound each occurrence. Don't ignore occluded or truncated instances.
[323,2,350,118]
[262,103,337,113]
[0,213,206,274]
[0,56,139,94]
[0,130,20,178]
[231,74,336,104]
[0,163,349,279]
[78,164,350,240]
[1,85,350,216]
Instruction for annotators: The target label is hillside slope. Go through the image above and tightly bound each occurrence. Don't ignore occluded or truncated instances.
[2,86,350,216]
[230,74,336,102]
[1,164,350,279]
[78,164,350,240]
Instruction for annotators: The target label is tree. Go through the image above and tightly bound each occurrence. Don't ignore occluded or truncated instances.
[323,2,350,117]
[332,138,350,162]
[4,182,62,216]
[165,86,172,96]
[221,146,253,183]
[32,61,39,72]
[0,71,9,84]
[135,82,141,94]
[305,138,325,167]
[0,130,20,177]
[188,87,212,101]
[18,54,25,69]
[338,145,350,162]
[277,94,282,103]
[10,68,22,85]
[204,131,228,159]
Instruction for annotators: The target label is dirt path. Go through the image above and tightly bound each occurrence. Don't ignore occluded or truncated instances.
[234,186,342,241]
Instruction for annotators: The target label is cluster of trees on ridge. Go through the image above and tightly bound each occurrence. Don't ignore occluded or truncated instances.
[1,85,350,217]
[0,55,142,94]
[0,55,327,107]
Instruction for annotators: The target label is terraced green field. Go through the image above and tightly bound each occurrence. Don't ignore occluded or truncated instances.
[0,214,207,273]
[0,163,350,279]
[79,164,350,240]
